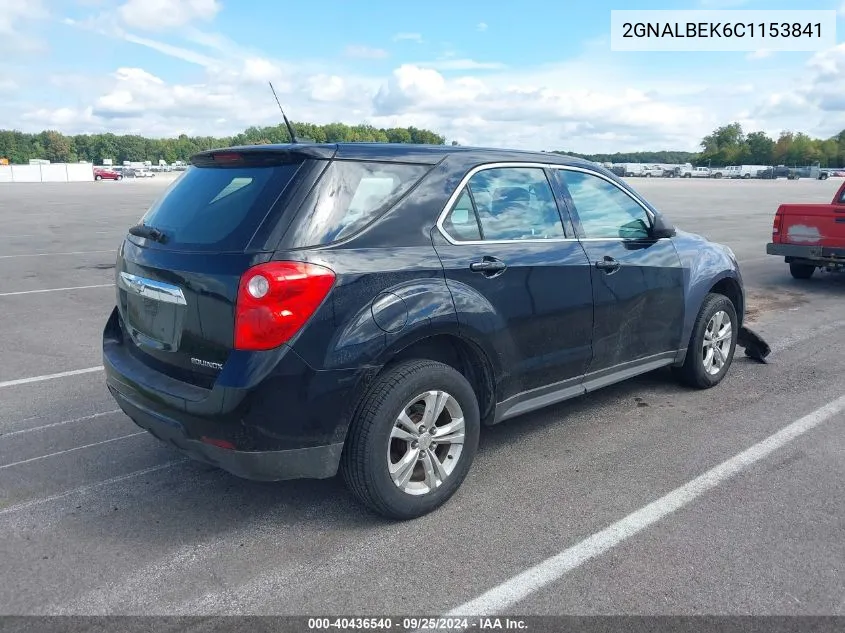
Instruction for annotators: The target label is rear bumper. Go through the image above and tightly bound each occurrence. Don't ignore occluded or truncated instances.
[110,385,342,481]
[102,306,370,480]
[767,242,845,263]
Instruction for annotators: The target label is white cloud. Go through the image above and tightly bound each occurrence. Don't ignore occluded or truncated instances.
[345,45,389,59]
[117,0,221,31]
[122,33,217,66]
[10,11,845,153]
[308,75,346,102]
[412,59,506,71]
[392,32,423,43]
[0,0,49,52]
[0,78,19,93]
[477,22,488,32]
[747,49,773,60]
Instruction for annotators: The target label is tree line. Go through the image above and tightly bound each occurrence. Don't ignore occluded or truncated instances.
[0,122,446,165]
[560,124,845,168]
[2,120,844,168]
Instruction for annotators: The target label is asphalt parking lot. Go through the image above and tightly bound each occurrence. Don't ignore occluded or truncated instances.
[0,177,843,616]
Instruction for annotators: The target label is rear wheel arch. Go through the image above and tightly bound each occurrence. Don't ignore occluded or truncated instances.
[383,333,496,425]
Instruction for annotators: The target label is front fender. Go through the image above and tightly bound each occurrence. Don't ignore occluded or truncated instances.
[674,230,745,354]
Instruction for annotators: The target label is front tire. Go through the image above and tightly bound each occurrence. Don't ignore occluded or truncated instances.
[789,263,815,279]
[341,360,480,520]
[674,293,738,389]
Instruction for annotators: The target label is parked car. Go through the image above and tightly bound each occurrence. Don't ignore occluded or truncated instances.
[641,165,664,178]
[103,143,747,519]
[621,163,645,177]
[710,167,729,179]
[677,166,711,178]
[758,166,793,179]
[766,179,845,279]
[93,167,122,181]
[732,165,769,179]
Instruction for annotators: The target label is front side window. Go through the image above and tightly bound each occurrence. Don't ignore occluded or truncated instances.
[557,170,652,240]
[457,167,565,241]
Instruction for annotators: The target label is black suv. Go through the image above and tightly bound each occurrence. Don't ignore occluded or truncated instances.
[103,143,745,519]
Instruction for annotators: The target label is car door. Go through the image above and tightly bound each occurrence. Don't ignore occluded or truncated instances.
[552,167,685,380]
[431,164,593,405]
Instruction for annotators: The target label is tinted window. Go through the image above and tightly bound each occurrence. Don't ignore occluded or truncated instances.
[466,167,564,241]
[441,188,482,241]
[290,160,429,246]
[139,163,301,251]
[558,170,651,239]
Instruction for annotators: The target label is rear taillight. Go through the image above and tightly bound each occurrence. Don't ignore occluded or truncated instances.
[234,261,335,351]
[772,209,784,242]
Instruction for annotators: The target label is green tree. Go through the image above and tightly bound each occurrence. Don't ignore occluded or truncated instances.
[42,131,73,163]
[744,131,775,164]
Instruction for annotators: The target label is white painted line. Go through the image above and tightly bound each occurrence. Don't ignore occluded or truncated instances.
[0,366,104,389]
[0,432,146,470]
[0,284,114,297]
[0,460,187,516]
[0,410,121,438]
[0,250,113,259]
[446,393,845,617]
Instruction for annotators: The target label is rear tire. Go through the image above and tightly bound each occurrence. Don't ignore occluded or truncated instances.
[789,263,815,279]
[94,175,102,181]
[674,293,738,389]
[341,360,480,520]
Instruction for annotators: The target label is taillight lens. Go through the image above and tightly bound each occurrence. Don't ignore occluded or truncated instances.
[234,261,335,351]
[772,210,784,242]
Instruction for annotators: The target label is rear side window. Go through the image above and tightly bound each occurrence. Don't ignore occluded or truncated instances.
[289,160,430,246]
[138,163,302,251]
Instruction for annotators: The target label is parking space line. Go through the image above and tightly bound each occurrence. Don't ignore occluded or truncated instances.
[446,393,845,617]
[0,410,121,438]
[0,432,146,470]
[0,460,187,516]
[0,284,113,297]
[0,366,104,389]
[0,250,114,259]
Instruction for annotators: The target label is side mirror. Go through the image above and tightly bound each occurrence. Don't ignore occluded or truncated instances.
[650,214,676,239]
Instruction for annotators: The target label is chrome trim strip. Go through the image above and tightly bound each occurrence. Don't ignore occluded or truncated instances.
[118,272,187,305]
[434,161,657,246]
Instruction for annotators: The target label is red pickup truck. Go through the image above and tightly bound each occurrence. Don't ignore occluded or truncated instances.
[767,180,845,279]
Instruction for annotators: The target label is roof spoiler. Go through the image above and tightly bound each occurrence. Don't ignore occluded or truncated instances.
[190,145,337,167]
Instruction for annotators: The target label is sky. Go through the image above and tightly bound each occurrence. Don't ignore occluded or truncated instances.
[1,0,844,153]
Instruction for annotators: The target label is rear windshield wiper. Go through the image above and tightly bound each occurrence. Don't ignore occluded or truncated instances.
[128,223,167,243]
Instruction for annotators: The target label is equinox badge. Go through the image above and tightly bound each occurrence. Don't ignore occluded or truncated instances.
[191,358,223,370]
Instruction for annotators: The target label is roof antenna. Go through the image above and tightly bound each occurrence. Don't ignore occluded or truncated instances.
[269,81,298,144]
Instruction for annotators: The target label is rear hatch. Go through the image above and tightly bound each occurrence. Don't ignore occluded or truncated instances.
[114,149,325,388]
[777,201,845,249]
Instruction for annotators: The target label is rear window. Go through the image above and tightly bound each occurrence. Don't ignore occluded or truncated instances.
[287,160,430,246]
[136,162,302,251]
